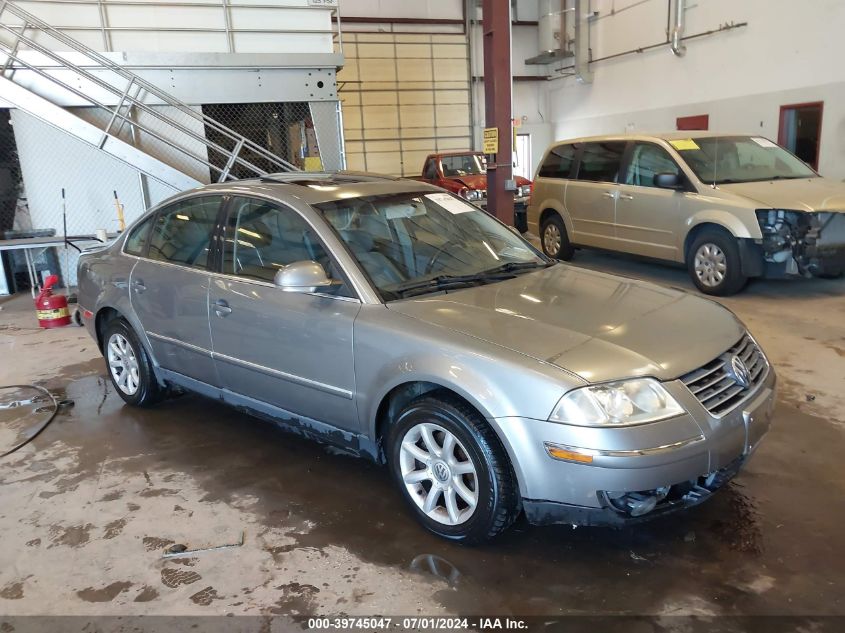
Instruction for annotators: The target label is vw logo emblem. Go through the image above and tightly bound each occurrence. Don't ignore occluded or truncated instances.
[728,354,751,389]
[433,461,450,482]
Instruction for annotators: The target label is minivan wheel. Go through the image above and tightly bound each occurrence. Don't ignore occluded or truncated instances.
[540,214,574,261]
[103,318,164,407]
[687,230,747,296]
[387,392,520,543]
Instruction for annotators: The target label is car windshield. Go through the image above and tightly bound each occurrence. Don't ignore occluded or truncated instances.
[440,154,486,177]
[317,191,548,300]
[674,135,817,185]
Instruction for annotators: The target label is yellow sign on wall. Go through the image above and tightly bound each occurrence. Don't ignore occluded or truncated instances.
[483,127,499,154]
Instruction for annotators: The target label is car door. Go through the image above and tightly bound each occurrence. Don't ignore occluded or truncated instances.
[208,195,361,431]
[565,141,626,249]
[130,194,224,387]
[616,142,686,260]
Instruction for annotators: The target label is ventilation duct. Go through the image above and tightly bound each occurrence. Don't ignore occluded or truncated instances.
[525,0,573,65]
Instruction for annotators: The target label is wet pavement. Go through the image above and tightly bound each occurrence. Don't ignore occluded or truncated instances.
[1,258,844,621]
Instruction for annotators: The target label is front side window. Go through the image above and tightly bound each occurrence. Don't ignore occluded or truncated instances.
[625,143,682,188]
[440,154,486,177]
[423,159,438,180]
[317,191,548,300]
[223,197,350,295]
[674,136,817,185]
[147,195,222,268]
[124,215,153,256]
[576,142,627,183]
[538,144,576,179]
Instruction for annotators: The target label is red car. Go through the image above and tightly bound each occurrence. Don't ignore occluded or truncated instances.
[415,151,531,232]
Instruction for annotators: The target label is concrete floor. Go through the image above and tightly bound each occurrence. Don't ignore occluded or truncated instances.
[1,253,844,622]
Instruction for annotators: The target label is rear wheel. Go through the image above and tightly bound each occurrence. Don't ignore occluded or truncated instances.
[540,213,574,261]
[687,230,747,296]
[387,392,520,543]
[103,318,164,407]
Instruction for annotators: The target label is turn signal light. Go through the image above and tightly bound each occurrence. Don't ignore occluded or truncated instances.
[544,443,593,464]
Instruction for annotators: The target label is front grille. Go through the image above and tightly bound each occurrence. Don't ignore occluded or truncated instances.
[680,334,768,417]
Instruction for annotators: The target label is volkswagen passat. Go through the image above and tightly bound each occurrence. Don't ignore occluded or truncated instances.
[77,173,776,542]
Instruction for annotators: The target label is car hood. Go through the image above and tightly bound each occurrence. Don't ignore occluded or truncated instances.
[388,265,744,383]
[720,177,845,212]
[448,174,531,190]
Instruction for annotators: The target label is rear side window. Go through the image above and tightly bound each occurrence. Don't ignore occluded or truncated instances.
[538,144,576,179]
[576,142,627,183]
[124,216,153,256]
[147,195,223,268]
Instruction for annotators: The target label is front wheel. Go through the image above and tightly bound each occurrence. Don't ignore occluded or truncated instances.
[103,318,165,407]
[687,230,748,296]
[387,392,520,543]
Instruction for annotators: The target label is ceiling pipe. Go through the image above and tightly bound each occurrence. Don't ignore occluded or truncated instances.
[671,0,687,56]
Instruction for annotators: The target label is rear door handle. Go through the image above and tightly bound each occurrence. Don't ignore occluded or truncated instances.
[213,299,232,317]
[132,279,146,293]
[601,191,616,199]
[619,193,634,200]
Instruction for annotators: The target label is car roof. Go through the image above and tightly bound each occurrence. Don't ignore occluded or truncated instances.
[196,171,442,206]
[551,131,759,144]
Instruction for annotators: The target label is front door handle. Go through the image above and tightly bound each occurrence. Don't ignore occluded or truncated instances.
[619,193,634,200]
[132,279,146,293]
[213,299,232,318]
[601,191,616,199]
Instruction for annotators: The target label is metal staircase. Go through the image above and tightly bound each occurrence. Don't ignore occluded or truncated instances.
[0,0,299,196]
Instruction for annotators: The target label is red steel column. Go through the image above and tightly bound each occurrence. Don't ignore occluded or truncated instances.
[481,0,514,225]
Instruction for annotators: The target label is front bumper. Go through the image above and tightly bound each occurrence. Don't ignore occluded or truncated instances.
[493,368,776,526]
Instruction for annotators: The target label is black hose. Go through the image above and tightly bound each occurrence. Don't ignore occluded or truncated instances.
[0,385,71,458]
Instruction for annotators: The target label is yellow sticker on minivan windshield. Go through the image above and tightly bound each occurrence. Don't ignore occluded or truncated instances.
[669,139,700,151]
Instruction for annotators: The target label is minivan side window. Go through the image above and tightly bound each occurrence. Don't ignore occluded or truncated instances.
[575,142,627,183]
[625,143,682,188]
[538,144,576,179]
[124,216,153,256]
[147,195,223,268]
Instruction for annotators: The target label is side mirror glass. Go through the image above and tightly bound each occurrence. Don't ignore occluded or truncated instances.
[654,172,682,189]
[273,260,333,293]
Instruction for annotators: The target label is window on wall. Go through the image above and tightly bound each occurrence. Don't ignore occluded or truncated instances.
[676,114,709,131]
[778,102,823,170]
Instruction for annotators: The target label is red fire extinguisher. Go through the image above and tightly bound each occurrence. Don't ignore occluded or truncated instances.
[35,275,71,329]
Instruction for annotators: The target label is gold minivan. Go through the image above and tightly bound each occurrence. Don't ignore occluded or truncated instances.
[527,133,845,295]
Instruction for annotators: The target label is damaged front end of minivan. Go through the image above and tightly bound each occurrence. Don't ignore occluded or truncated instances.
[755,209,845,278]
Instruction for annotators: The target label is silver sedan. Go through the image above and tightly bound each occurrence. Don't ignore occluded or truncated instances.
[77,173,776,542]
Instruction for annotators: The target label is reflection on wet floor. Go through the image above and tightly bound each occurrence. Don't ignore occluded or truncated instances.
[4,366,845,617]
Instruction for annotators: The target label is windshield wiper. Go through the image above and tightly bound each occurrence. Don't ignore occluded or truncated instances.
[481,260,556,275]
[391,270,521,298]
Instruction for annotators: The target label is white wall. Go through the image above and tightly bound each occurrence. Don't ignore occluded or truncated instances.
[545,0,845,179]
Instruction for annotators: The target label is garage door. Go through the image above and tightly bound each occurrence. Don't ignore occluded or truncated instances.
[337,32,472,177]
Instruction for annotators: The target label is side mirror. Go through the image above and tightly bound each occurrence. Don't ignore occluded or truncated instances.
[273,261,333,293]
[654,172,682,189]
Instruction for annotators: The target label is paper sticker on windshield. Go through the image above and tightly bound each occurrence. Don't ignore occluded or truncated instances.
[426,193,473,214]
[669,139,700,151]
[751,137,778,148]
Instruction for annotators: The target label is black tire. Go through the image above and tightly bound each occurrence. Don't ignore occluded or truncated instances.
[102,318,165,407]
[540,213,574,261]
[686,229,747,296]
[386,391,521,544]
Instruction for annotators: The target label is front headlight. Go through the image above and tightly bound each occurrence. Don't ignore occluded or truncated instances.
[518,185,530,197]
[459,188,483,202]
[549,378,685,427]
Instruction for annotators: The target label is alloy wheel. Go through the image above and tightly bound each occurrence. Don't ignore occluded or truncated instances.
[399,422,479,526]
[107,332,140,395]
[694,242,727,288]
[543,223,561,256]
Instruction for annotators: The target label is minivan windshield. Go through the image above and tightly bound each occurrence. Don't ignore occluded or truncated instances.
[675,135,817,185]
[317,191,549,300]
